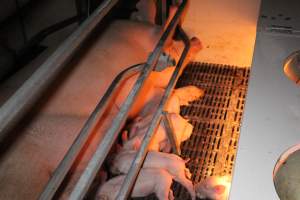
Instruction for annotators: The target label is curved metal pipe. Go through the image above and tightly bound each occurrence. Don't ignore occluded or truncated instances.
[38,63,143,200]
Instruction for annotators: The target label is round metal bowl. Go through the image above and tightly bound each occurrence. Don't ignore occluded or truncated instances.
[283,51,300,85]
[273,144,300,200]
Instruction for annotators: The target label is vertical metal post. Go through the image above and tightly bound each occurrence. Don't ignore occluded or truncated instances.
[157,0,167,25]
[162,111,181,155]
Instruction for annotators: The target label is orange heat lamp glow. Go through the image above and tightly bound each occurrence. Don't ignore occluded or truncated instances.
[218,175,232,190]
[215,175,232,199]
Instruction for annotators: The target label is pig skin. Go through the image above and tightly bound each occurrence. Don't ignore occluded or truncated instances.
[111,150,195,200]
[38,20,163,117]
[0,115,87,200]
[96,168,174,200]
[0,20,165,200]
[0,108,118,200]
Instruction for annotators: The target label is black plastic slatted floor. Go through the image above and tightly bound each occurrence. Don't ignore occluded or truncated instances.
[136,62,250,200]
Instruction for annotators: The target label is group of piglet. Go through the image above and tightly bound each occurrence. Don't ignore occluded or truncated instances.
[96,38,231,200]
[97,71,204,200]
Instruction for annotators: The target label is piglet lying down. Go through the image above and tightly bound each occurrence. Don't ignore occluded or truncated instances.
[111,150,195,200]
[122,112,193,152]
[121,85,204,152]
[140,85,205,116]
[195,175,231,200]
[96,168,174,200]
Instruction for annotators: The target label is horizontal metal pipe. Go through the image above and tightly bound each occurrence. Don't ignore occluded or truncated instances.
[116,25,191,200]
[38,63,143,200]
[0,0,119,143]
[69,1,188,199]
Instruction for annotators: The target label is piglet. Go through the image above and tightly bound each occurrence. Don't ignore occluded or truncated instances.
[96,168,174,200]
[173,86,205,106]
[140,85,205,116]
[110,150,195,200]
[195,176,231,200]
[122,113,193,152]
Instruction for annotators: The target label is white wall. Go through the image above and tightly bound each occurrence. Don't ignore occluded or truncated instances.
[183,0,261,67]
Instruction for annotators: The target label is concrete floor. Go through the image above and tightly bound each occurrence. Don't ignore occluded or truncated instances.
[183,0,261,67]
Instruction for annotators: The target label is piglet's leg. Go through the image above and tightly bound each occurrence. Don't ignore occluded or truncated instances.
[168,190,175,200]
[154,170,174,200]
[173,175,196,200]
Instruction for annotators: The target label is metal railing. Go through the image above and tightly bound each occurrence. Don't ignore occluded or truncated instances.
[38,63,144,200]
[0,0,190,198]
[0,0,119,142]
[69,0,189,198]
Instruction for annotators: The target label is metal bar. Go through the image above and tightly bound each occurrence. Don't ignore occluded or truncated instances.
[18,15,80,57]
[0,0,119,142]
[157,0,167,25]
[38,63,143,200]
[161,0,167,24]
[116,26,191,200]
[162,111,181,155]
[69,1,188,199]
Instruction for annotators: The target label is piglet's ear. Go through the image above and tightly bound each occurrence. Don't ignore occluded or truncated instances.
[122,130,128,142]
[214,185,226,194]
